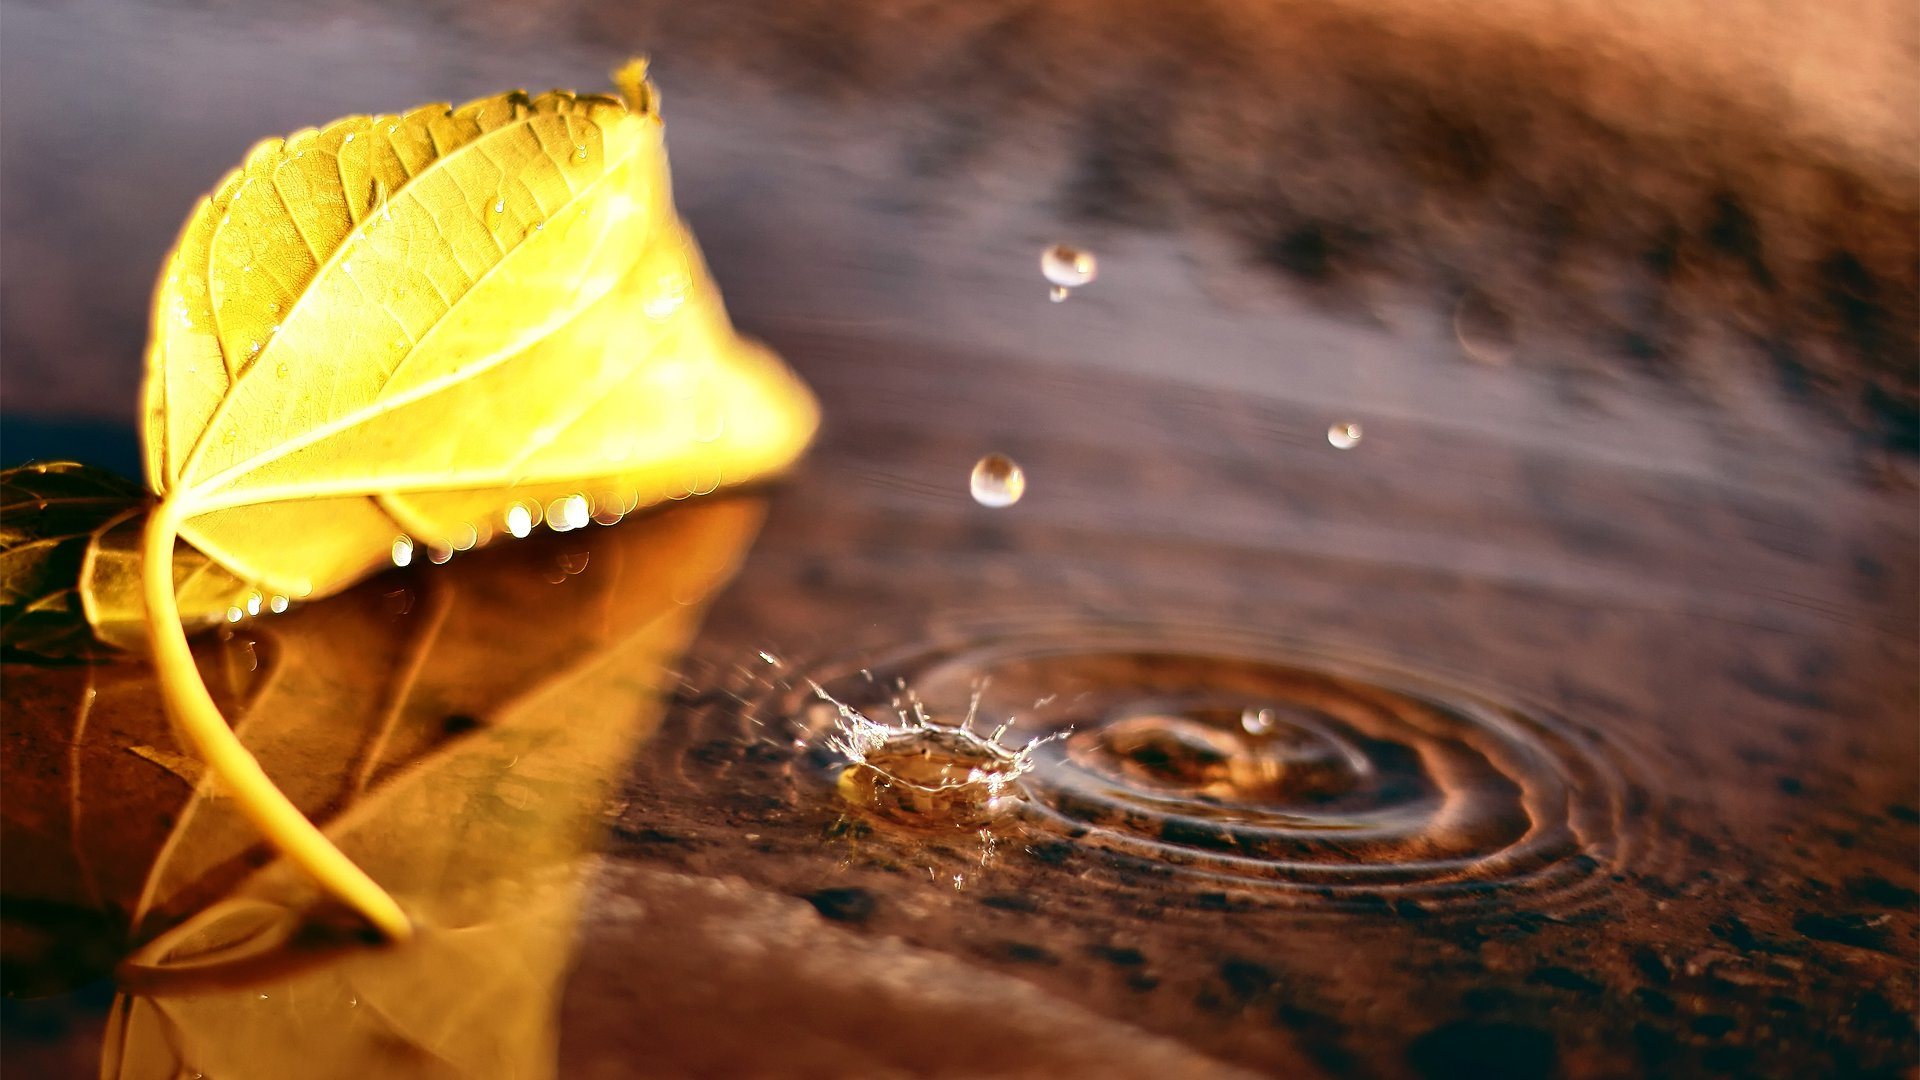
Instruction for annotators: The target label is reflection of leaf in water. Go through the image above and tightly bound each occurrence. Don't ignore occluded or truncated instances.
[0,463,251,658]
[1,498,763,1078]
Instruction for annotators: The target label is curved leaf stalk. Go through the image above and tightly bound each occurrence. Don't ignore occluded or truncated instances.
[141,497,412,941]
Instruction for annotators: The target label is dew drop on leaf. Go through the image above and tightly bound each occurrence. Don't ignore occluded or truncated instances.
[506,505,534,539]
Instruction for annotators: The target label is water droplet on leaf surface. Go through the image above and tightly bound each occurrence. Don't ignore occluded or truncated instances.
[506,505,534,538]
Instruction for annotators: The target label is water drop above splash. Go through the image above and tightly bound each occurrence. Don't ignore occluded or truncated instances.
[969,453,1026,508]
[1327,421,1363,449]
[1040,243,1096,301]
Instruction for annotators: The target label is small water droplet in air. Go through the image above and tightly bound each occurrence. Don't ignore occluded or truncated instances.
[969,453,1026,508]
[493,199,505,214]
[1241,707,1275,735]
[428,544,453,565]
[245,592,262,617]
[1040,243,1096,301]
[226,607,243,623]
[1048,285,1069,303]
[506,504,534,538]
[1327,421,1363,449]
[452,522,478,551]
[269,595,289,614]
[391,537,414,567]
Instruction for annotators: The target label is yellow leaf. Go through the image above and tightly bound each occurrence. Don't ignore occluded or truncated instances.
[143,68,814,596]
[130,63,816,938]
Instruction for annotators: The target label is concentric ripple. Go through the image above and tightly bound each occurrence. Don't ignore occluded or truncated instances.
[769,620,1640,914]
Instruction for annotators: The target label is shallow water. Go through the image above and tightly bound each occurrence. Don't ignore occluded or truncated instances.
[2,0,1916,1076]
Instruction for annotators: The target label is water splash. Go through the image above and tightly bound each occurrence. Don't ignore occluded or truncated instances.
[731,620,1644,916]
[808,679,1064,829]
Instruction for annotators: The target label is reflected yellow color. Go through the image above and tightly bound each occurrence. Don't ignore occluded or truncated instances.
[130,61,817,936]
[0,464,254,658]
[1,498,765,1077]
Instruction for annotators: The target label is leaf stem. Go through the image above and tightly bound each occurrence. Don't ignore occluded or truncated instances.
[141,498,412,942]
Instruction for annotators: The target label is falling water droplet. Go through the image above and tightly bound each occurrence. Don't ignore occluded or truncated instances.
[391,537,414,567]
[1327,421,1363,450]
[428,544,453,565]
[225,607,243,623]
[452,522,478,551]
[1241,707,1276,735]
[1040,243,1096,301]
[1041,244,1097,287]
[506,504,534,538]
[269,595,289,614]
[245,592,262,617]
[969,454,1026,508]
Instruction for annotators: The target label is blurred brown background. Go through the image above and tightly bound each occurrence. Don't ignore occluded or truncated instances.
[2,0,1915,460]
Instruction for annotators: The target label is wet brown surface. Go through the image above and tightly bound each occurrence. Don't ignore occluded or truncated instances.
[3,0,1917,1077]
